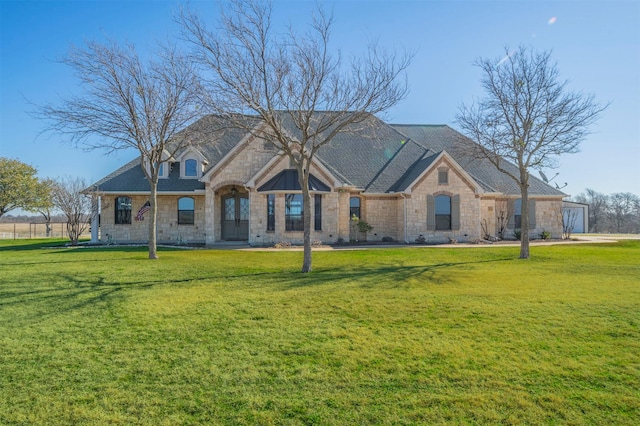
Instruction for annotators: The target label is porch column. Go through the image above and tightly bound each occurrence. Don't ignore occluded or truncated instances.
[91,195,100,243]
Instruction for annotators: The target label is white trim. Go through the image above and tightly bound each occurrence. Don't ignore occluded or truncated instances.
[175,146,207,163]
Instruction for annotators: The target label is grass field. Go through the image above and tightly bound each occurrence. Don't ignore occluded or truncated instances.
[0,222,91,239]
[1,240,638,425]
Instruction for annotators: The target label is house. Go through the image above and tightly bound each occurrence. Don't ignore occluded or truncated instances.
[88,113,566,245]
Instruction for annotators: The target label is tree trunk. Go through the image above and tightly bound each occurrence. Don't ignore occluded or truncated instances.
[519,181,530,259]
[300,166,312,273]
[148,184,159,259]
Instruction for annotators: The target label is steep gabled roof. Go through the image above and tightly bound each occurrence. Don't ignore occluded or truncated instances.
[257,169,331,192]
[390,124,566,197]
[90,113,566,198]
[92,159,204,193]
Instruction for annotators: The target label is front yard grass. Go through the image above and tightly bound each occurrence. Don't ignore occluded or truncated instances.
[1,240,639,424]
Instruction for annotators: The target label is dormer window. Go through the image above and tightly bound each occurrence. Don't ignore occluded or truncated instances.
[177,148,207,179]
[157,161,170,179]
[185,159,198,177]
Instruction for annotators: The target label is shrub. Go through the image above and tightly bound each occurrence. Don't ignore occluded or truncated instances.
[381,236,394,243]
[513,229,522,240]
[356,220,373,234]
[415,235,426,244]
[273,241,292,249]
[539,230,551,240]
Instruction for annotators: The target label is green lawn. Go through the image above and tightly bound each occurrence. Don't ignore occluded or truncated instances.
[1,240,639,425]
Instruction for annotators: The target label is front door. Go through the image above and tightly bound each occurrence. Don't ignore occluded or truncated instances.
[222,194,249,241]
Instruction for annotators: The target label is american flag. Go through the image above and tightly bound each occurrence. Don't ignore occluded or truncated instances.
[135,201,151,221]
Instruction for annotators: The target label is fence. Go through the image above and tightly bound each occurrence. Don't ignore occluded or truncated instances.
[0,222,92,240]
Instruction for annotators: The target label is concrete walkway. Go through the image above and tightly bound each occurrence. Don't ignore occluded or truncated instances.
[233,234,639,251]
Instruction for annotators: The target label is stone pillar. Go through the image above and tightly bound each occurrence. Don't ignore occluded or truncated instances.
[205,187,216,245]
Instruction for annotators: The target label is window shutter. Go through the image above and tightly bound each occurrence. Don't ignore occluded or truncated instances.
[427,195,436,231]
[529,200,536,228]
[451,195,460,230]
[507,199,515,229]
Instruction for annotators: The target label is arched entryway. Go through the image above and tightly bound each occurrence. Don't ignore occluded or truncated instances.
[221,187,249,241]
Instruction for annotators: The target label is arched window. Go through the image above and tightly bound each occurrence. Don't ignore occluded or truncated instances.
[115,197,132,224]
[178,197,195,225]
[349,197,361,219]
[435,195,452,230]
[184,159,198,177]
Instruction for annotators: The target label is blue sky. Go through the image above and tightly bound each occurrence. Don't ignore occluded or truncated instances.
[1,0,639,199]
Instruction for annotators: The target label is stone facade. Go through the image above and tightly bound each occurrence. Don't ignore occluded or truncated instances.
[100,194,206,244]
[97,140,564,246]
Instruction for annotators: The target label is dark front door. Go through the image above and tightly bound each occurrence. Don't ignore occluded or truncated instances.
[222,194,249,241]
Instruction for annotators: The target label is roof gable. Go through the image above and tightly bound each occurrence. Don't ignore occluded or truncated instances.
[90,113,566,198]
[257,169,330,192]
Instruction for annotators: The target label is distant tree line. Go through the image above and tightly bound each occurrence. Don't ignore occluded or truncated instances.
[0,213,68,223]
[1,157,96,244]
[573,189,640,234]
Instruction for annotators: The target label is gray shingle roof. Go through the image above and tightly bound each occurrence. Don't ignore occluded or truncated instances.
[390,124,566,197]
[91,113,566,198]
[92,158,205,193]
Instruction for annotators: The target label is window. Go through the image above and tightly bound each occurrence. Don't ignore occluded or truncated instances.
[263,141,277,152]
[115,197,132,224]
[514,199,522,229]
[285,194,304,231]
[178,197,195,225]
[314,194,322,231]
[435,195,452,230]
[266,194,275,231]
[438,169,449,185]
[158,163,164,177]
[185,159,198,177]
[349,197,361,220]
[510,199,536,229]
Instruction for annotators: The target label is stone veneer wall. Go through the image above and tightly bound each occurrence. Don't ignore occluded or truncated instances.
[100,194,206,244]
[532,198,563,238]
[204,135,280,244]
[480,197,497,239]
[248,191,341,246]
[361,196,400,241]
[492,197,564,240]
[405,160,481,243]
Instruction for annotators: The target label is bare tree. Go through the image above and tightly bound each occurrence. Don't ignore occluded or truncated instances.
[51,177,93,245]
[38,40,201,258]
[608,192,639,233]
[562,208,578,239]
[180,0,411,272]
[575,188,609,233]
[457,46,605,259]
